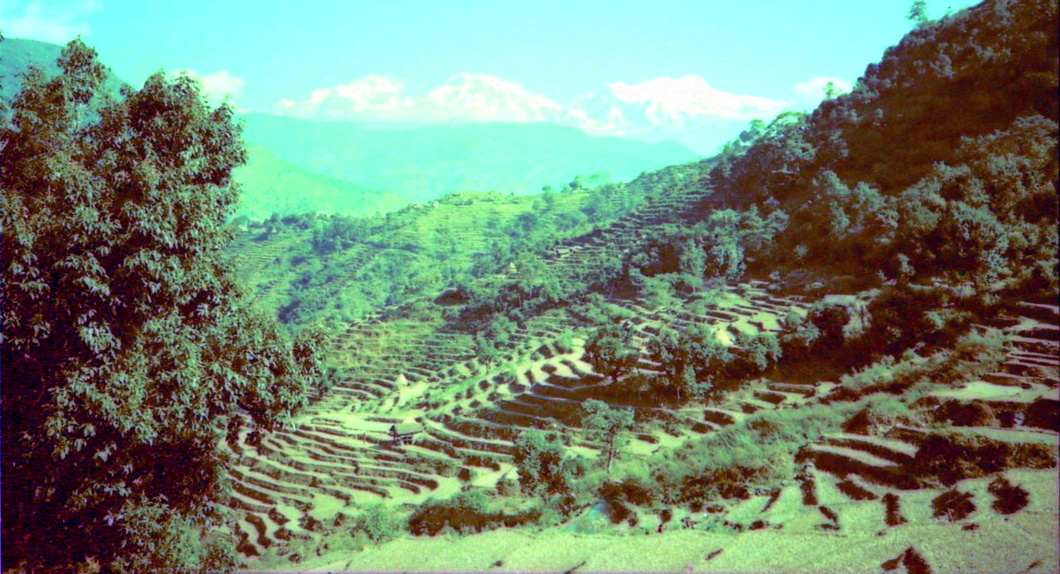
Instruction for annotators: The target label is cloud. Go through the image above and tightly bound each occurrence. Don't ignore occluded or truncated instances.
[275,75,413,120]
[176,69,246,106]
[0,0,98,44]
[791,77,853,104]
[608,75,788,122]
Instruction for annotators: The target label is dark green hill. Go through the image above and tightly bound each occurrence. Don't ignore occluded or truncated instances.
[240,114,701,202]
[707,0,1058,295]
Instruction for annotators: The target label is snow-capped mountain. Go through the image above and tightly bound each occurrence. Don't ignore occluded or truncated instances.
[420,73,587,124]
[274,73,794,153]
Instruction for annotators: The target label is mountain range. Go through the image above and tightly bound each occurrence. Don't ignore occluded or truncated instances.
[239,113,699,203]
[3,37,699,216]
[274,73,792,154]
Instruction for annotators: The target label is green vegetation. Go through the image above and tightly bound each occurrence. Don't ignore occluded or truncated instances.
[3,1,1058,571]
[708,0,1057,298]
[582,400,635,472]
[233,145,407,221]
[513,430,587,505]
[1,40,321,572]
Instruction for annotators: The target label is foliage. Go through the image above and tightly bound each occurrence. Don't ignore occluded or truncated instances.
[582,400,635,472]
[1,40,320,572]
[648,324,731,402]
[513,430,586,503]
[707,0,1057,300]
[583,319,639,382]
[406,490,540,536]
[348,503,404,545]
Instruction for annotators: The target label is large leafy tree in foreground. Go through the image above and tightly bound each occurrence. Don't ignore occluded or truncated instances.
[1,40,324,572]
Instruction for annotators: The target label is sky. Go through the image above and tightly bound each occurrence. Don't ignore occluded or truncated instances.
[1,0,981,113]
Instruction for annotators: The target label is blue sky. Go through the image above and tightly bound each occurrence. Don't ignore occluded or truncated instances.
[2,0,981,111]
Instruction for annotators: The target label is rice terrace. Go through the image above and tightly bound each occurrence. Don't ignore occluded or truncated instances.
[1,0,1057,572]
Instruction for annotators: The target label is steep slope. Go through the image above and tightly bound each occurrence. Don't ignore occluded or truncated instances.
[227,1,1058,571]
[707,0,1058,292]
[241,113,700,202]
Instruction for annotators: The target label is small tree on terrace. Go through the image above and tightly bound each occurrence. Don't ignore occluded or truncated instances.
[514,429,581,497]
[584,321,639,383]
[583,400,635,472]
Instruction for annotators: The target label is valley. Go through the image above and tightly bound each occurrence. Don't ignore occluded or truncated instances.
[1,1,1057,573]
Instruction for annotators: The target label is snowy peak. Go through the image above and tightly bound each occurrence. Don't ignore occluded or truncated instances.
[423,73,579,123]
[273,73,804,153]
[276,75,412,120]
[607,75,787,120]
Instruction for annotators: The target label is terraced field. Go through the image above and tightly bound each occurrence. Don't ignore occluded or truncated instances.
[224,294,1058,568]
[224,183,1059,570]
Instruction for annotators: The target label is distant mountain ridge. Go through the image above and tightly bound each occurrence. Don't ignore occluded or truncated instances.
[240,113,700,202]
[3,37,701,212]
[275,73,790,154]
[0,37,409,220]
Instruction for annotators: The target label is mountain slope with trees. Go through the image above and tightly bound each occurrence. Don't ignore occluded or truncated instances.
[220,1,1057,570]
[2,0,1057,571]
[707,0,1057,295]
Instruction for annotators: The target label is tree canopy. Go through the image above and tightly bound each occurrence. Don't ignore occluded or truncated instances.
[1,39,324,572]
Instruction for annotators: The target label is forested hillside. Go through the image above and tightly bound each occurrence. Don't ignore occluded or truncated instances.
[707,0,1057,295]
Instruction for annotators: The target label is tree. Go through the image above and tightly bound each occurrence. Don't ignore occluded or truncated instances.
[1,40,322,573]
[513,430,581,498]
[647,324,730,402]
[908,0,929,27]
[583,400,635,472]
[584,321,639,383]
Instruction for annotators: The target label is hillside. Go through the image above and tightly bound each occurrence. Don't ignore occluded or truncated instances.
[224,1,1059,572]
[240,113,701,202]
[233,145,407,220]
[3,1,1058,572]
[228,162,703,329]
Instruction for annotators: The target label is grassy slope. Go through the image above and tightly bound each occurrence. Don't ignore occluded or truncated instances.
[233,145,407,220]
[241,113,701,202]
[251,471,1058,573]
[228,189,593,324]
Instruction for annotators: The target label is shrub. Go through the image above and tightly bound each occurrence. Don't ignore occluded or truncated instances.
[407,490,540,536]
[514,430,586,499]
[932,489,976,522]
[988,476,1030,515]
[349,503,404,545]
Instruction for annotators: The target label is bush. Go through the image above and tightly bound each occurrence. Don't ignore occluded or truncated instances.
[514,430,586,499]
[407,490,540,536]
[988,476,1030,515]
[932,489,976,521]
[349,503,404,545]
[911,432,1058,486]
